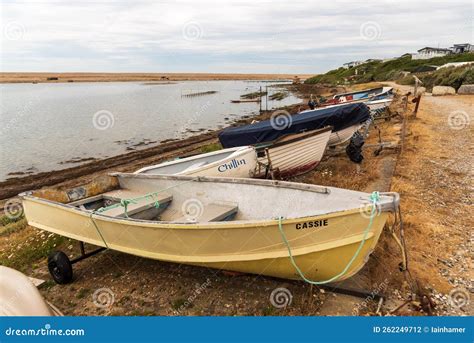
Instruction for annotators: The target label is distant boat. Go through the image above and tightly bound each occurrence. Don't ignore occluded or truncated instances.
[231,99,261,103]
[20,173,400,282]
[333,86,393,102]
[317,87,393,108]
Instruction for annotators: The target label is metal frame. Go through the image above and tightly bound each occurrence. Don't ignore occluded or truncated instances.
[70,242,106,265]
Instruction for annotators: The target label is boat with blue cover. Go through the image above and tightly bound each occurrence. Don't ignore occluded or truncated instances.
[218,102,371,148]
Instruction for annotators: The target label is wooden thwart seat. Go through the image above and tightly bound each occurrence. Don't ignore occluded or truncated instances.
[100,189,173,218]
[169,202,238,223]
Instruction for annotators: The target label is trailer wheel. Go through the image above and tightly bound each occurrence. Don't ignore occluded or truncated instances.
[47,251,73,284]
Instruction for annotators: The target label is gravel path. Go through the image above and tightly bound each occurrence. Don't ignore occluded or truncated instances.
[390,90,473,315]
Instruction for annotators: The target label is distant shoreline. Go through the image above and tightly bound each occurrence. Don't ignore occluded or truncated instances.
[0,72,313,84]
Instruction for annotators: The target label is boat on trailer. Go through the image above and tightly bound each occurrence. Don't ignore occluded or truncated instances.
[20,173,401,283]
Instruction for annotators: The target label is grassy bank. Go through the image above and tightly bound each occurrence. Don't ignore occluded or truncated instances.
[397,64,474,91]
[0,213,68,272]
[305,53,474,87]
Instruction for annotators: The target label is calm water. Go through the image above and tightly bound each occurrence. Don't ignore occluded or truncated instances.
[0,81,301,180]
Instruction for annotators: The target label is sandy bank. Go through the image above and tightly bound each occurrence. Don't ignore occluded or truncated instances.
[0,72,314,84]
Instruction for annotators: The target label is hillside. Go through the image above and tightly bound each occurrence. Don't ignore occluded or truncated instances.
[305,53,474,90]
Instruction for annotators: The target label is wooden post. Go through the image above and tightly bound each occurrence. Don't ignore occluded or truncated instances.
[413,75,422,97]
[413,95,422,117]
[259,86,262,113]
[265,85,268,112]
[403,94,409,112]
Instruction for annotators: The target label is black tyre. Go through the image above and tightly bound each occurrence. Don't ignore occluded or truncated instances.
[47,251,73,284]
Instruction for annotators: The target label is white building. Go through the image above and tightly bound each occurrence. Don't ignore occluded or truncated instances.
[342,61,363,69]
[412,47,452,60]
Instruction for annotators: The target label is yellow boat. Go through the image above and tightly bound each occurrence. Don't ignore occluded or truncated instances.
[20,174,400,284]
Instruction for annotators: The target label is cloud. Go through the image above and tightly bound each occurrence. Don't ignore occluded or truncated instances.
[1,0,472,73]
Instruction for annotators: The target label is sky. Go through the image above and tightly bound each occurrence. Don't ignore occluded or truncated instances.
[0,0,472,74]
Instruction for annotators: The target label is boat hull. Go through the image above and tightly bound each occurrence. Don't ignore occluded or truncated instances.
[136,147,258,178]
[367,98,393,111]
[255,127,332,178]
[21,194,388,282]
[328,124,361,146]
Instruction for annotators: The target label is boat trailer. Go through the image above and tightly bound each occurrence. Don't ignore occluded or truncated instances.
[47,242,106,284]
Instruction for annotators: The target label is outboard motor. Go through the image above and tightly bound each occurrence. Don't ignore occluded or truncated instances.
[346,132,365,163]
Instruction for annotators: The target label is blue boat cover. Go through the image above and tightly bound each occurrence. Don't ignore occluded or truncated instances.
[218,103,370,148]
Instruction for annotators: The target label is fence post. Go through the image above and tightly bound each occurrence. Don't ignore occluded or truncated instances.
[265,85,268,112]
[413,95,422,117]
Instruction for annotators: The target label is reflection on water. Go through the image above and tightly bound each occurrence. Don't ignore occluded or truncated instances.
[0,80,301,180]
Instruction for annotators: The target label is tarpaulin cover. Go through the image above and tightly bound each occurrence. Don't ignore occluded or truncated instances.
[218,103,370,148]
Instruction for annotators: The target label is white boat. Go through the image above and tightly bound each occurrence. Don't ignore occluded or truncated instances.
[303,96,393,113]
[296,95,393,147]
[20,174,402,283]
[137,127,332,179]
[0,266,62,316]
[135,146,258,178]
[333,86,393,103]
[366,98,394,117]
[254,127,332,178]
[366,98,393,111]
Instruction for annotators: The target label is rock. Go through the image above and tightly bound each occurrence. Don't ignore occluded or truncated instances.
[457,84,474,94]
[415,87,426,96]
[432,86,456,96]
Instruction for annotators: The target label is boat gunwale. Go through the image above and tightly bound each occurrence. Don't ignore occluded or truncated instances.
[134,146,254,175]
[115,172,333,194]
[20,189,396,231]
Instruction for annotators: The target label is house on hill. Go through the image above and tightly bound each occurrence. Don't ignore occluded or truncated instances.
[364,58,382,63]
[450,43,474,54]
[413,47,452,60]
[342,61,363,69]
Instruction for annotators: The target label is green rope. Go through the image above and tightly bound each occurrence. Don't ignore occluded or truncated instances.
[89,212,109,249]
[277,191,380,285]
[146,193,161,209]
[120,198,137,218]
[88,180,196,244]
[96,181,194,217]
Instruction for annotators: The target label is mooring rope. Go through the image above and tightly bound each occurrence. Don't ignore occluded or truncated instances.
[89,212,109,249]
[277,191,380,285]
